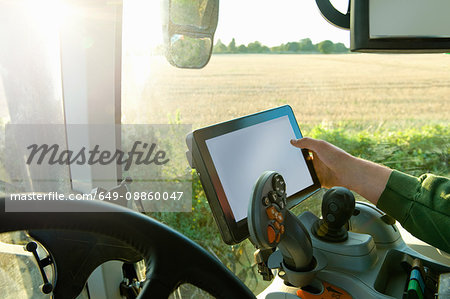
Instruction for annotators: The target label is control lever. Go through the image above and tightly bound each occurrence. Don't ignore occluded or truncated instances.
[248,171,325,287]
[312,187,356,242]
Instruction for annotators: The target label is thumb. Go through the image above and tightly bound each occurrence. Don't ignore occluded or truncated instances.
[290,137,318,151]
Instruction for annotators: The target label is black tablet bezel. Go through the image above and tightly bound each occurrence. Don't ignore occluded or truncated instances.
[192,105,321,244]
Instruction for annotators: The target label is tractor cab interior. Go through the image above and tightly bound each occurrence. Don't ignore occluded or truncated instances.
[0,0,449,298]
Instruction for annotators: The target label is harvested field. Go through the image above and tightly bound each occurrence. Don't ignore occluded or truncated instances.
[123,53,450,130]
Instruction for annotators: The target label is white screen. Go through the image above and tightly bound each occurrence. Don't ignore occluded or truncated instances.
[369,0,450,38]
[205,115,314,222]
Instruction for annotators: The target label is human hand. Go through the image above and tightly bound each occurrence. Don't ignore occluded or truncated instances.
[290,137,354,189]
[290,137,392,205]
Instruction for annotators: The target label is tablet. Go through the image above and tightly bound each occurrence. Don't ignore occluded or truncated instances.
[187,105,320,244]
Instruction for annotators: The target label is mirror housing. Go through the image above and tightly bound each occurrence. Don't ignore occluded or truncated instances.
[315,0,350,30]
[162,0,219,69]
[316,0,450,53]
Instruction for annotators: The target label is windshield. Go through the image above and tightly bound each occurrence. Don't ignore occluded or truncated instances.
[0,0,449,297]
[121,0,449,294]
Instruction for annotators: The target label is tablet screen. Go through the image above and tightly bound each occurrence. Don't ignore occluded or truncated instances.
[205,115,314,222]
[189,105,320,244]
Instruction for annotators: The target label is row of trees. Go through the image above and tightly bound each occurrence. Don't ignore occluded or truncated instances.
[213,38,349,54]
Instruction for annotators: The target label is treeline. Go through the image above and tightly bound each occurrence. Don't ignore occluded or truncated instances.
[213,38,349,54]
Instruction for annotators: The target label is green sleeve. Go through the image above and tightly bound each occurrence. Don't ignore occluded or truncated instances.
[377,170,450,253]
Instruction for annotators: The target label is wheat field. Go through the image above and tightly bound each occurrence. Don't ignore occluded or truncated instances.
[123,53,450,130]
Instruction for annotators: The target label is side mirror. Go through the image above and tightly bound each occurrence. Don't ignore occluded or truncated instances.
[162,0,219,69]
[316,0,450,53]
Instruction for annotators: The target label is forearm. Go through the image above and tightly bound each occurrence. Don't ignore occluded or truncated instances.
[341,156,392,205]
[290,138,392,203]
[291,137,449,251]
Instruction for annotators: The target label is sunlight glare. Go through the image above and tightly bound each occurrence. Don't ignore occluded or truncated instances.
[123,0,164,52]
[26,0,69,31]
[122,0,165,89]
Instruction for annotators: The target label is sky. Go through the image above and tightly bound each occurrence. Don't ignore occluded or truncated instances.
[123,0,351,51]
[215,0,351,47]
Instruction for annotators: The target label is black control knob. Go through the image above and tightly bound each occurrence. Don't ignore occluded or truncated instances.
[272,174,286,197]
[312,187,355,242]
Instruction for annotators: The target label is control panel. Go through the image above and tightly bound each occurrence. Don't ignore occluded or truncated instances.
[250,172,450,299]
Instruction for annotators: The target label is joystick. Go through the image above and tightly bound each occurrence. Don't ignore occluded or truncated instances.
[248,171,326,287]
[312,187,356,242]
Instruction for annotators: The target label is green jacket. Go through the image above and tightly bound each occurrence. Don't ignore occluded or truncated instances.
[377,170,450,253]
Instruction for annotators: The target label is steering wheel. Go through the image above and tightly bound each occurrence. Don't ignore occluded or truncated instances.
[0,197,256,299]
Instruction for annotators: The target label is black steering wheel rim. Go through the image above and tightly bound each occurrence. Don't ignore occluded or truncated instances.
[0,197,255,299]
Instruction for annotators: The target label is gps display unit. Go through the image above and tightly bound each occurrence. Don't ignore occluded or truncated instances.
[186,105,320,244]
